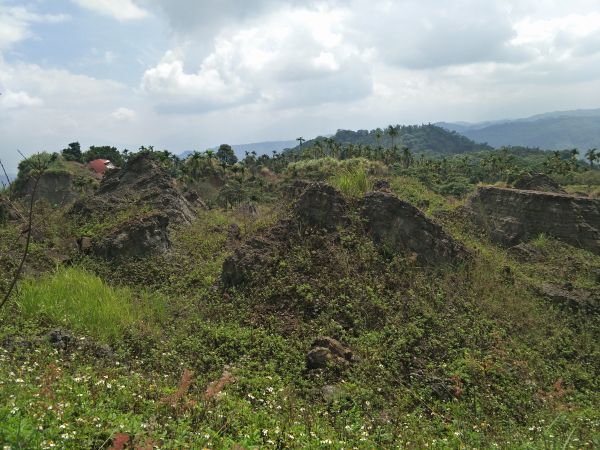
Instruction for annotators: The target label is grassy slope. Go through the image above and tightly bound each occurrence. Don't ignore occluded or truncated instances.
[0,168,599,449]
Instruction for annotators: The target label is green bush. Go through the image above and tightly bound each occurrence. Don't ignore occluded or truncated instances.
[16,267,166,342]
[330,168,372,197]
[286,157,386,180]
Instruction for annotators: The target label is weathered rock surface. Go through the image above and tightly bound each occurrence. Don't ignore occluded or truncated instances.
[15,171,79,205]
[222,219,293,286]
[361,191,471,264]
[514,173,567,194]
[306,336,353,370]
[71,153,196,225]
[222,183,470,286]
[467,186,600,254]
[536,283,598,313]
[90,213,170,260]
[294,182,349,230]
[372,179,391,191]
[507,242,546,262]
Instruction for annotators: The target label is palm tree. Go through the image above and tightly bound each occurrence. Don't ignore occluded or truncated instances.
[374,129,383,149]
[386,125,399,149]
[296,137,305,148]
[400,146,413,169]
[585,148,597,168]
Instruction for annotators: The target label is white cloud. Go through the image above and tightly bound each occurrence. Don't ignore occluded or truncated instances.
[0,89,43,109]
[141,5,372,113]
[112,107,136,120]
[72,0,149,21]
[0,5,69,50]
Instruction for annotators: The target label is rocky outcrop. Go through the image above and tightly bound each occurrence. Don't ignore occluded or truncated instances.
[71,153,196,225]
[513,173,566,194]
[467,186,600,254]
[90,213,170,260]
[222,219,293,286]
[361,191,471,264]
[15,171,79,205]
[536,283,598,313]
[222,183,471,286]
[507,242,546,262]
[294,182,349,230]
[306,336,354,370]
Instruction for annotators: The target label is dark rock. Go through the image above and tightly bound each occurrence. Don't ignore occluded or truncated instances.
[14,171,80,205]
[282,179,311,201]
[226,223,242,248]
[294,183,349,230]
[514,173,566,194]
[373,179,391,191]
[71,153,196,225]
[222,220,293,287]
[183,190,207,209]
[507,242,545,262]
[466,186,600,254]
[78,236,93,252]
[361,191,471,264]
[91,213,170,260]
[306,336,353,370]
[537,283,598,313]
[48,329,74,350]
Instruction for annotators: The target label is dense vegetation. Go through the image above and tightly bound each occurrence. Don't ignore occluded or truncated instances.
[285,124,491,158]
[0,135,599,448]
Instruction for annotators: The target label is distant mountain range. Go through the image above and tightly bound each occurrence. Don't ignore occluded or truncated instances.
[180,140,297,159]
[437,108,600,150]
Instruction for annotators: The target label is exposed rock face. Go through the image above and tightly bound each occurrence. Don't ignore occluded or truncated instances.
[536,283,598,313]
[361,191,471,264]
[294,182,349,230]
[306,336,353,370]
[71,153,196,225]
[372,179,391,191]
[467,186,600,254]
[221,220,293,286]
[222,183,471,286]
[90,213,170,260]
[16,171,79,205]
[507,242,545,262]
[514,173,566,194]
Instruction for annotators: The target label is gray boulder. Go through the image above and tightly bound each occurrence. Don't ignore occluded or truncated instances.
[306,336,353,370]
[361,191,470,264]
[514,173,566,194]
[294,182,349,230]
[91,213,170,260]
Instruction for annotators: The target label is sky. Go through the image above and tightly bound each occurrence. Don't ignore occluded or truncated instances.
[1,0,600,171]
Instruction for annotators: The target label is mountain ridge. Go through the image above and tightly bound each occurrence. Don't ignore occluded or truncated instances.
[437,108,600,149]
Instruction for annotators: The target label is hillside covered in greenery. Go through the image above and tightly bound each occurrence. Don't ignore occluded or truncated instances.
[285,124,492,158]
[0,139,599,449]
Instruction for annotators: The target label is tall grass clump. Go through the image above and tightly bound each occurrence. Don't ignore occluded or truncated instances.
[330,168,372,197]
[16,267,166,342]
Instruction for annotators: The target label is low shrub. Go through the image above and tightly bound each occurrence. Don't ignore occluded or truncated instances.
[330,168,372,197]
[16,267,166,342]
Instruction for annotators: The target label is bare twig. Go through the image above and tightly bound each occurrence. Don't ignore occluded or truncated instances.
[0,158,11,188]
[1,153,51,310]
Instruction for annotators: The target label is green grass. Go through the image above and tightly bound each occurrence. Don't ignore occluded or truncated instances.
[330,168,372,197]
[16,267,166,342]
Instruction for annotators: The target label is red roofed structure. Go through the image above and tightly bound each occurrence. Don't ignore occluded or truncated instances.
[88,159,115,175]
